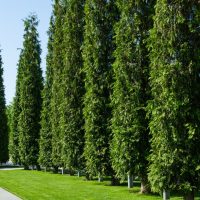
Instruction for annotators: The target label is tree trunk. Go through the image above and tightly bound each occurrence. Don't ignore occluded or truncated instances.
[61,167,64,175]
[111,176,120,186]
[52,166,58,174]
[163,190,170,200]
[85,172,92,180]
[98,175,103,182]
[77,171,81,177]
[36,165,41,171]
[140,178,150,194]
[184,191,194,200]
[69,169,75,176]
[128,172,133,188]
[46,167,50,172]
[24,165,29,170]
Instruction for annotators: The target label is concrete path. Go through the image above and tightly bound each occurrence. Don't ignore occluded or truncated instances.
[0,188,21,200]
[0,168,23,171]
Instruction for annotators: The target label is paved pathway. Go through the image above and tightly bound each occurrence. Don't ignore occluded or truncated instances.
[0,188,21,200]
[0,168,23,171]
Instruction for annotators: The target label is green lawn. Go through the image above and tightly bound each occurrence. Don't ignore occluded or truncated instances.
[0,170,188,200]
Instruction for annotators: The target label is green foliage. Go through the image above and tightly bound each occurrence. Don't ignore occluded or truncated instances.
[50,0,66,168]
[18,14,43,168]
[60,0,85,171]
[3,0,200,195]
[0,51,9,163]
[6,103,13,160]
[6,104,13,133]
[10,51,24,164]
[111,0,155,183]
[38,15,55,168]
[147,0,200,192]
[82,0,117,177]
[111,0,154,181]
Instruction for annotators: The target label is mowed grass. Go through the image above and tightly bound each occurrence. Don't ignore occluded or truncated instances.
[0,170,187,200]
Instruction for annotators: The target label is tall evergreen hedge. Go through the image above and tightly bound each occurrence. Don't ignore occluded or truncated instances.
[10,50,24,165]
[50,0,66,169]
[60,0,85,173]
[111,0,155,192]
[0,51,9,164]
[18,15,43,169]
[82,0,117,178]
[38,15,55,168]
[148,1,200,199]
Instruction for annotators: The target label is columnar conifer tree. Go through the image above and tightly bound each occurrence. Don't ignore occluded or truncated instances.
[111,0,155,192]
[50,0,66,170]
[82,0,117,179]
[6,102,13,159]
[38,15,55,169]
[7,103,13,159]
[18,15,43,169]
[0,51,9,163]
[60,0,85,173]
[148,1,200,199]
[10,50,24,164]
[6,104,13,132]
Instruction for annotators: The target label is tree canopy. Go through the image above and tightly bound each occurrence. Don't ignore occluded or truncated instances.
[18,14,43,169]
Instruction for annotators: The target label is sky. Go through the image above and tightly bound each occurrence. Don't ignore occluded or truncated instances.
[0,0,52,104]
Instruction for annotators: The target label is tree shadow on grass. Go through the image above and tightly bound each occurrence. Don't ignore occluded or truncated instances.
[68,175,200,199]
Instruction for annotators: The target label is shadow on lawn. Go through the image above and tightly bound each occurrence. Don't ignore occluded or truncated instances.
[38,171,200,200]
[87,178,200,199]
